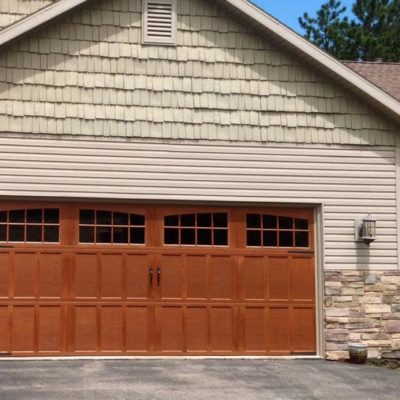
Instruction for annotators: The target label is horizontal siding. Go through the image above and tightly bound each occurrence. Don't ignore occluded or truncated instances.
[0,136,397,271]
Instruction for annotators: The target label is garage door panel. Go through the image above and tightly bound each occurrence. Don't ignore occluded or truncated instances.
[158,306,184,352]
[1,203,316,356]
[293,307,316,353]
[241,256,266,301]
[73,253,98,299]
[39,253,64,299]
[14,252,37,299]
[101,306,123,352]
[210,256,235,300]
[38,306,63,353]
[210,307,234,352]
[158,255,182,300]
[126,254,151,300]
[291,257,315,302]
[73,306,98,352]
[11,306,35,353]
[243,307,266,352]
[0,305,9,353]
[186,306,208,352]
[101,254,124,299]
[126,306,151,352]
[269,257,290,301]
[186,255,207,300]
[0,253,9,299]
[268,307,291,354]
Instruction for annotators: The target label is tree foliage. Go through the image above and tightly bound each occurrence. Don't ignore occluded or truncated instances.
[298,0,400,61]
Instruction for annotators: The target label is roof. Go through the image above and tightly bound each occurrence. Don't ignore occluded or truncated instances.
[344,61,400,102]
[0,0,399,124]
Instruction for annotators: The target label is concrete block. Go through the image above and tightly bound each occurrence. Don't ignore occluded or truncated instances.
[360,294,382,304]
[381,276,400,285]
[391,339,400,350]
[383,320,400,333]
[349,333,361,341]
[365,304,391,314]
[333,296,353,303]
[365,284,396,292]
[326,342,349,351]
[364,275,378,285]
[342,288,364,295]
[325,307,350,317]
[367,347,381,359]
[381,350,400,359]
[364,340,391,347]
[326,351,349,360]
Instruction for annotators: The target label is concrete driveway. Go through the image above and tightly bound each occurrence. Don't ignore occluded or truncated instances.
[0,359,398,400]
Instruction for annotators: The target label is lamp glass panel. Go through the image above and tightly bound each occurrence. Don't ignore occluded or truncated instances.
[362,219,376,239]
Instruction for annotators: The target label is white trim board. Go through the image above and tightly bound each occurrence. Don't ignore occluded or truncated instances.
[396,138,400,269]
[314,205,326,356]
[0,0,398,124]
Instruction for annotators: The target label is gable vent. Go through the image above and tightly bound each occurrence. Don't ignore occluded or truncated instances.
[143,0,177,44]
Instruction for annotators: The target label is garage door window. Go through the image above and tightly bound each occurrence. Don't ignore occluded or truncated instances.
[164,212,228,246]
[0,208,60,243]
[79,209,145,244]
[246,214,309,248]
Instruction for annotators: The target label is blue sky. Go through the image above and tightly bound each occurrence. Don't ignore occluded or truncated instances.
[253,0,355,33]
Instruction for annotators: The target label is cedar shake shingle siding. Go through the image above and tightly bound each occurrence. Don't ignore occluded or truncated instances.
[0,0,397,144]
[0,0,56,29]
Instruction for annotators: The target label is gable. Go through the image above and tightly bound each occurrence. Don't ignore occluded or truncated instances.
[0,0,397,145]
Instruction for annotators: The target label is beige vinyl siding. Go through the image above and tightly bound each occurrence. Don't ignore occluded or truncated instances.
[0,0,55,29]
[0,0,397,144]
[0,135,396,270]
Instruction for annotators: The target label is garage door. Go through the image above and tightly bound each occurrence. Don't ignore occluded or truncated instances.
[0,202,316,356]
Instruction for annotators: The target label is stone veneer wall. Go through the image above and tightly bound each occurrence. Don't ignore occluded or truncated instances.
[324,271,400,360]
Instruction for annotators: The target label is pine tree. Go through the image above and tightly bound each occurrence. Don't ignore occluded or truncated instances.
[298,0,356,59]
[298,0,400,61]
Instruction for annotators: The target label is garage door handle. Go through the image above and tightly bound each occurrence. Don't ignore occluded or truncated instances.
[149,267,153,287]
[157,267,161,287]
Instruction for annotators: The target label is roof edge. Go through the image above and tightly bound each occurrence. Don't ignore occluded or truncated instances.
[0,0,87,47]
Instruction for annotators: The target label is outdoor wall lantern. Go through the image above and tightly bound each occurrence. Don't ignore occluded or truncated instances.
[354,213,376,246]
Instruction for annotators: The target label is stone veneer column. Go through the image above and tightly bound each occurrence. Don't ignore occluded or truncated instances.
[324,271,400,360]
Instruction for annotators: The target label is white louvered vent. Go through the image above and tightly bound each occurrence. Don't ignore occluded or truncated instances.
[143,0,177,45]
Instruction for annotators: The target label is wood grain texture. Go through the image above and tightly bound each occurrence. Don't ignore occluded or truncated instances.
[0,202,316,356]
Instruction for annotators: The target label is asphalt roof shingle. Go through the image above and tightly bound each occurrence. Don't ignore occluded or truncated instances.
[344,61,400,102]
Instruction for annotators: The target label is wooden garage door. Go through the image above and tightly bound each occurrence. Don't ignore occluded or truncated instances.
[0,202,316,356]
